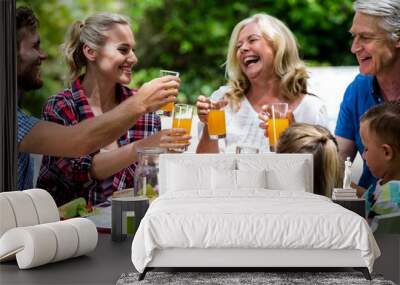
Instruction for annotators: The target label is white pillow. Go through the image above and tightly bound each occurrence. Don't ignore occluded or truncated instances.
[167,162,211,191]
[237,156,310,192]
[236,169,267,189]
[211,169,268,191]
[166,158,237,192]
[266,162,306,191]
[211,168,236,190]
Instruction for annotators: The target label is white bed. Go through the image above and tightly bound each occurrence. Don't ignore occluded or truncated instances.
[131,154,380,280]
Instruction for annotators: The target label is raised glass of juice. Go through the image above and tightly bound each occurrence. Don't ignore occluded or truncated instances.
[266,102,289,152]
[207,100,226,140]
[172,104,193,152]
[159,70,180,116]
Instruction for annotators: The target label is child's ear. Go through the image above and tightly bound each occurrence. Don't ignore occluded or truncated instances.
[382,144,394,160]
[82,44,97,62]
[395,38,400,49]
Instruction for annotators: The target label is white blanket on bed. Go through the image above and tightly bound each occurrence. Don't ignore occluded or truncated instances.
[131,190,380,273]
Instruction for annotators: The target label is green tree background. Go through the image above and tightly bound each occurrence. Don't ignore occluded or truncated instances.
[17,0,356,116]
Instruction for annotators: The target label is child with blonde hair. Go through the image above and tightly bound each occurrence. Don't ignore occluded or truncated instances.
[360,102,400,218]
[277,123,341,197]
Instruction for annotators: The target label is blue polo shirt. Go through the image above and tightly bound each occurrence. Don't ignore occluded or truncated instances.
[17,109,40,190]
[335,74,383,189]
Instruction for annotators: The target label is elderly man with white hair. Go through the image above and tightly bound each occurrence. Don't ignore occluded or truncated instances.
[335,0,400,194]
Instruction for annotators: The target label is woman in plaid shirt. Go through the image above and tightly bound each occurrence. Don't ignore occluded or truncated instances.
[37,12,188,206]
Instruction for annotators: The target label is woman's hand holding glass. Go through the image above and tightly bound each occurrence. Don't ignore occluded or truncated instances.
[134,129,190,154]
[161,128,192,153]
[196,95,212,124]
[135,76,180,113]
[158,70,180,116]
[258,103,294,151]
[196,96,228,140]
[196,96,228,124]
[258,104,295,131]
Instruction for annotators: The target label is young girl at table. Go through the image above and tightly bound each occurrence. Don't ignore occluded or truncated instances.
[276,123,341,197]
[360,102,400,219]
[37,12,187,206]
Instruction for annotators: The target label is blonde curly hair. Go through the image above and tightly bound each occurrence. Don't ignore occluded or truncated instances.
[225,13,309,111]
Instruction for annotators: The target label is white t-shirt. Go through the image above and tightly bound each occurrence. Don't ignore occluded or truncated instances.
[198,85,328,153]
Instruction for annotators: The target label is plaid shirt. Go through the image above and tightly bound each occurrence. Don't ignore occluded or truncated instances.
[37,77,161,206]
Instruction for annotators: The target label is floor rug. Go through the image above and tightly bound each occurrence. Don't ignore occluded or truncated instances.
[117,271,396,285]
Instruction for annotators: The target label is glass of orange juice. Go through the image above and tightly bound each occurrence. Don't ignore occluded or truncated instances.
[207,101,226,140]
[171,104,193,152]
[159,70,180,116]
[266,103,289,152]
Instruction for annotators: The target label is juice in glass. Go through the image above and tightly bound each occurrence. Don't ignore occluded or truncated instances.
[208,109,226,139]
[160,101,174,116]
[172,117,192,144]
[265,102,288,151]
[267,117,289,149]
[159,69,179,116]
[171,104,193,151]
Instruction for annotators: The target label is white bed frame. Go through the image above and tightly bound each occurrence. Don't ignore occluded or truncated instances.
[148,248,366,268]
[139,154,371,280]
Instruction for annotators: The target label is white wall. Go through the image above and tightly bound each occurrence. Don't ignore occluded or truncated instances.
[307,66,359,133]
[307,66,362,182]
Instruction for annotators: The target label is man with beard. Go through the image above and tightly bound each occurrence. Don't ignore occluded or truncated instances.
[335,0,400,194]
[16,7,180,189]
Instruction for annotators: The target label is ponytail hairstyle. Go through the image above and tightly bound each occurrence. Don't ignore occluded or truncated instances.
[277,123,341,197]
[61,12,130,81]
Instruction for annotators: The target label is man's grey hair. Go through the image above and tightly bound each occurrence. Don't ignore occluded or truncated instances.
[354,0,400,41]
